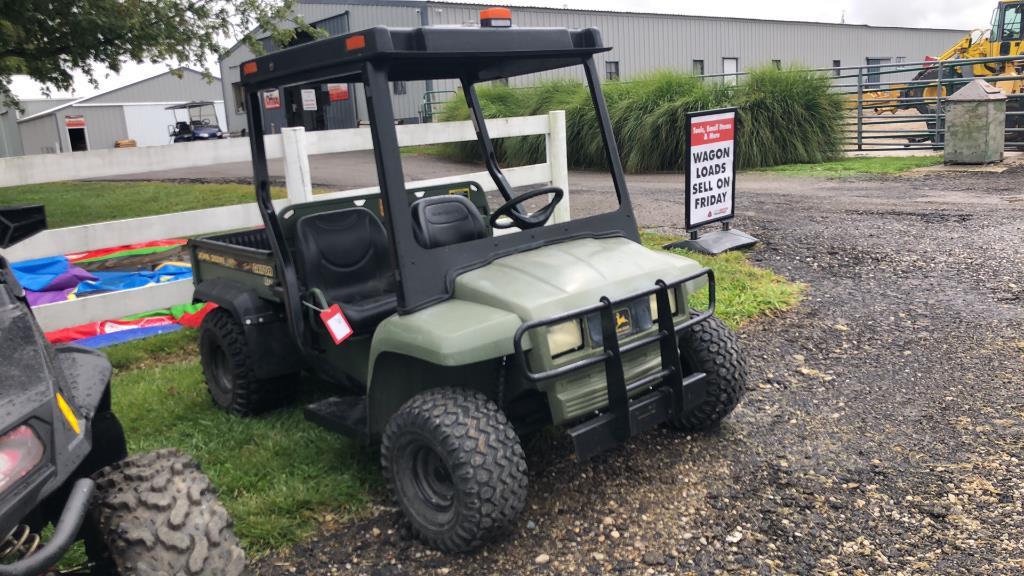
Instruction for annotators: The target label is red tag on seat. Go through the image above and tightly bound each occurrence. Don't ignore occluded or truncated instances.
[320,304,353,345]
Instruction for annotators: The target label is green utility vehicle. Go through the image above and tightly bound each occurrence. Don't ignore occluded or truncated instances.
[188,17,747,552]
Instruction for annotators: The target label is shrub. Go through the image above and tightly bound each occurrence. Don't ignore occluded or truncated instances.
[737,66,845,168]
[434,67,843,172]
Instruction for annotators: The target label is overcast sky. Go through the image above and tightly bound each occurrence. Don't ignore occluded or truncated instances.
[9,0,994,99]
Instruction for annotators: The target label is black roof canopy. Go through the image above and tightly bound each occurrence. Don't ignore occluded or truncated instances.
[239,25,609,89]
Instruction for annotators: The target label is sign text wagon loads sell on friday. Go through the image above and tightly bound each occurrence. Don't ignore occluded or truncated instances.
[666,107,756,255]
[686,110,736,229]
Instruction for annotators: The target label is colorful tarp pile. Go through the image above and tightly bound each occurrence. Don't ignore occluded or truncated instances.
[67,239,185,265]
[45,302,216,348]
[11,256,191,306]
[10,239,208,347]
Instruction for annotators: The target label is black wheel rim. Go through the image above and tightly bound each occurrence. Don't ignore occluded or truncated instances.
[212,345,234,394]
[394,438,457,529]
[410,445,454,512]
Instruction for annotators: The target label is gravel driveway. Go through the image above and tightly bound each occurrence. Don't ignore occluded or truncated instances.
[254,164,1024,575]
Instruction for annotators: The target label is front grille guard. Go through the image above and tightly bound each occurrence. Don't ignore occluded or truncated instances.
[513,269,715,443]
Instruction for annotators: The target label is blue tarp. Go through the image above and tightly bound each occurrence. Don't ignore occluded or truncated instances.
[76,264,192,295]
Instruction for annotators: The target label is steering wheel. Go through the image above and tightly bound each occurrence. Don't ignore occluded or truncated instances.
[489,186,564,230]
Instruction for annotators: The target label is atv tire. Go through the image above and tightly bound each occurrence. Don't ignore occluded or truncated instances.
[669,315,747,431]
[381,388,528,552]
[85,449,245,575]
[199,307,295,416]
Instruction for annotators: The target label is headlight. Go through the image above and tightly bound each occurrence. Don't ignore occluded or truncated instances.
[196,133,210,139]
[547,320,583,357]
[649,289,678,318]
[0,426,44,493]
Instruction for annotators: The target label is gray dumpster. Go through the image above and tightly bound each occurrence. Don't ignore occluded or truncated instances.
[944,80,1006,165]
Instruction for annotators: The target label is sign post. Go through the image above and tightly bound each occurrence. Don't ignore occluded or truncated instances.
[665,108,757,255]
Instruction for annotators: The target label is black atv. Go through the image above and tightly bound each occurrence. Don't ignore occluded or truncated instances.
[0,205,245,575]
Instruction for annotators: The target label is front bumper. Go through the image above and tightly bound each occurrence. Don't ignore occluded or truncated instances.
[514,269,715,460]
[0,479,93,576]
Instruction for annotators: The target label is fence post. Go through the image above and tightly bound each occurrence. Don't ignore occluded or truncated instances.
[935,62,945,146]
[547,110,570,223]
[282,127,313,205]
[856,68,864,152]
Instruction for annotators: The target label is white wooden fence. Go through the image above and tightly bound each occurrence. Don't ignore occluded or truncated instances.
[0,111,570,332]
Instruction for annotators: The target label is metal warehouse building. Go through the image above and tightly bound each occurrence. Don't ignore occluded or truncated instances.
[10,69,225,156]
[219,0,966,134]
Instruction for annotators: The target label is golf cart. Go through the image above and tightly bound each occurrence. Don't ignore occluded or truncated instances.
[189,16,747,552]
[0,206,244,574]
[167,101,224,143]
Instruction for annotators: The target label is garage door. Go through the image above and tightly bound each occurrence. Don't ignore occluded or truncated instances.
[122,105,178,147]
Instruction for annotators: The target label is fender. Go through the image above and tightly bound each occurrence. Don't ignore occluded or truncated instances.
[193,278,301,378]
[365,299,530,438]
[194,278,278,324]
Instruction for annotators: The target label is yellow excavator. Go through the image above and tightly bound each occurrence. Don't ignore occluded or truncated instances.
[864,0,1023,140]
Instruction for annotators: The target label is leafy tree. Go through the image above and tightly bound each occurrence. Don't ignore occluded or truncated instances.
[0,0,320,108]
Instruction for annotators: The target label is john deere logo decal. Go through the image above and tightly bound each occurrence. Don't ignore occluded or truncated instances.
[615,309,632,335]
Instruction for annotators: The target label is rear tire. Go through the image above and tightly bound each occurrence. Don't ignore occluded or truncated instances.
[85,449,246,575]
[669,316,747,431]
[381,388,528,552]
[199,308,295,416]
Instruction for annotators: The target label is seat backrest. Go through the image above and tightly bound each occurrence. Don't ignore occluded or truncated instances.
[410,195,487,249]
[296,208,394,302]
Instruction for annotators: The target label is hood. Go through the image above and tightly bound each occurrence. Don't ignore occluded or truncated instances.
[453,237,704,321]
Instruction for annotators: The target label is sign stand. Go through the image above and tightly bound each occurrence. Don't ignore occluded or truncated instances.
[663,107,757,255]
[665,221,758,255]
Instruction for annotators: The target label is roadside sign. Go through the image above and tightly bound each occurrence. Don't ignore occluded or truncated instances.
[64,116,86,128]
[301,89,318,111]
[666,107,755,255]
[684,108,737,230]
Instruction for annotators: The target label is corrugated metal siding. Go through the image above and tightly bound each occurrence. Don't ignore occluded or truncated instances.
[427,3,965,79]
[0,111,23,157]
[53,106,129,151]
[86,70,223,104]
[318,12,351,36]
[220,0,967,128]
[346,2,426,121]
[18,115,61,155]
[19,99,76,117]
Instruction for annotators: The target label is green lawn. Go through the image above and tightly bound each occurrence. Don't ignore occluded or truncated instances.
[640,232,803,328]
[106,331,378,554]
[754,155,942,177]
[100,235,801,556]
[0,181,286,229]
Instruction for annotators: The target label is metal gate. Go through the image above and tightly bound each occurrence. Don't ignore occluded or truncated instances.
[834,55,1024,152]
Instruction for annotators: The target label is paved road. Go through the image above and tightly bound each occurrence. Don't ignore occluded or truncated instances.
[220,159,1024,575]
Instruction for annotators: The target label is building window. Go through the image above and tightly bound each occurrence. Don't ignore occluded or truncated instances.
[833,60,842,77]
[393,81,407,95]
[692,60,705,76]
[606,61,620,81]
[723,58,739,85]
[232,82,246,114]
[772,59,782,70]
[866,57,891,88]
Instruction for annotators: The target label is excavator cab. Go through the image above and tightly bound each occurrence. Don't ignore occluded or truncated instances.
[992,1,1024,54]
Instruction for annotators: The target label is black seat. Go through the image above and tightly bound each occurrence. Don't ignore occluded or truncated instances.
[411,195,487,249]
[296,208,397,332]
